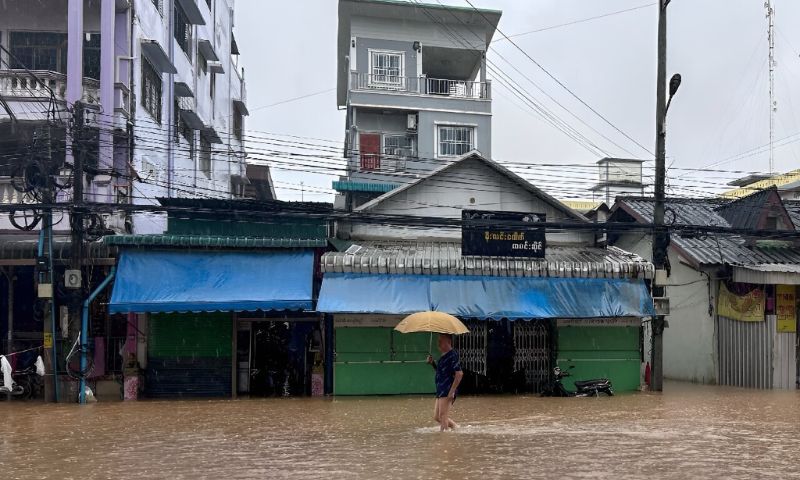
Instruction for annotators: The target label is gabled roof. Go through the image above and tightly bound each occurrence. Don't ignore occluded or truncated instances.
[784,201,800,229]
[715,187,794,231]
[611,196,800,269]
[354,151,589,223]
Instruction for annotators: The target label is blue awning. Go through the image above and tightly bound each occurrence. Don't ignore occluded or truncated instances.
[109,250,313,314]
[317,274,655,319]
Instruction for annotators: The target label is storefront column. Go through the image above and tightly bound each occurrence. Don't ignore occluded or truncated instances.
[324,314,334,395]
[123,313,139,400]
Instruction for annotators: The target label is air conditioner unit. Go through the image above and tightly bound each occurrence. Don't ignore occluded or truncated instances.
[407,113,417,130]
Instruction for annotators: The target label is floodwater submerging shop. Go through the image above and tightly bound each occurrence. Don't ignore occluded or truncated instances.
[108,249,321,398]
[318,242,656,396]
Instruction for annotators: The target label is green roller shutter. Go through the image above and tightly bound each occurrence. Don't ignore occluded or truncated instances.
[334,327,435,395]
[147,313,232,398]
[557,325,641,392]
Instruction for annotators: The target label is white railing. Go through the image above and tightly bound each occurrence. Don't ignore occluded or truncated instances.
[0,178,34,205]
[350,72,490,100]
[0,69,100,105]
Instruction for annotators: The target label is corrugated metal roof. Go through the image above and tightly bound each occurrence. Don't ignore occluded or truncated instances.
[103,234,326,248]
[321,241,653,279]
[0,236,116,264]
[615,197,800,268]
[784,201,800,229]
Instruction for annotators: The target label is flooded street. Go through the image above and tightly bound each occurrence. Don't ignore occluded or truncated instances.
[3,383,800,479]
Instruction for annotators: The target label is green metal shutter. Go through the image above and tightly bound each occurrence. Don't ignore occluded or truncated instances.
[557,325,641,392]
[334,327,435,395]
[147,313,232,398]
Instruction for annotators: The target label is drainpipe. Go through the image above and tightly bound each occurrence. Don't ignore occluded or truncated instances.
[79,267,116,404]
[47,215,60,402]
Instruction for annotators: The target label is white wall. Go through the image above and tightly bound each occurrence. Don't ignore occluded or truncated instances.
[349,157,593,244]
[614,232,718,384]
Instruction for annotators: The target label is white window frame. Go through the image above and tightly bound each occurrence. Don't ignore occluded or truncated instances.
[435,124,476,158]
[368,49,405,89]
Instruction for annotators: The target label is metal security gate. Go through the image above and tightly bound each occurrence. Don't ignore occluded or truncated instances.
[453,320,487,376]
[718,315,796,389]
[513,320,550,392]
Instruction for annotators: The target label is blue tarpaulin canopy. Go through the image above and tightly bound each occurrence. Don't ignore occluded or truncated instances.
[317,273,655,319]
[109,250,313,314]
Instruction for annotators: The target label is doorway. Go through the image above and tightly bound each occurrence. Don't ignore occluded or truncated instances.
[237,320,321,397]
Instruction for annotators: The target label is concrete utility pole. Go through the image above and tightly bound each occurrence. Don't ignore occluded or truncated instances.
[652,0,671,393]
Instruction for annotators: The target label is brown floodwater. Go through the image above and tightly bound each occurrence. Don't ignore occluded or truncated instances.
[2,382,800,479]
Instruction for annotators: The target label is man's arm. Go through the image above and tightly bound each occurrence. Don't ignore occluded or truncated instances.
[448,370,464,399]
[426,355,436,370]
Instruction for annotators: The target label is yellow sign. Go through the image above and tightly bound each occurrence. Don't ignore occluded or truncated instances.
[43,332,53,349]
[776,285,796,333]
[718,283,765,322]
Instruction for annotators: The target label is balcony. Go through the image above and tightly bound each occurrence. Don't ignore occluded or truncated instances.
[0,70,101,117]
[350,72,490,99]
[348,72,492,115]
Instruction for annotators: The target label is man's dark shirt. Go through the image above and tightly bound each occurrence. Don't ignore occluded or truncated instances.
[435,349,462,398]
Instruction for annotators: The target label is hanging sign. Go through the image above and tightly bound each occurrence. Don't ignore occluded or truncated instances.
[776,285,796,333]
[461,210,546,258]
[43,332,53,349]
[718,283,765,322]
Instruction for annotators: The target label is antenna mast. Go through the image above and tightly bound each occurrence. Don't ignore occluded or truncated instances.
[767,0,776,174]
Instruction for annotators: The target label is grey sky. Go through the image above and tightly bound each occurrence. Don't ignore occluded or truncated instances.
[235,0,800,202]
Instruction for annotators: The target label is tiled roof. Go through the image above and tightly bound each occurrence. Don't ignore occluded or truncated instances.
[103,234,327,248]
[321,241,653,279]
[721,169,800,199]
[784,201,800,229]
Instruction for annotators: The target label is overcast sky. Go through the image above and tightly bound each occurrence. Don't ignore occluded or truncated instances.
[235,0,800,202]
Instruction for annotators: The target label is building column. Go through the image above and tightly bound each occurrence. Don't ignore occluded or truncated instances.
[94,0,116,203]
[66,0,84,196]
[324,314,334,395]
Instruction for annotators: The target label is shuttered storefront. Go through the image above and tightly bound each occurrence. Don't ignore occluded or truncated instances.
[147,313,232,398]
[556,320,641,392]
[334,327,433,395]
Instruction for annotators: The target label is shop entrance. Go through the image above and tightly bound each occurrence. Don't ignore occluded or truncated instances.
[455,319,551,394]
[237,319,321,397]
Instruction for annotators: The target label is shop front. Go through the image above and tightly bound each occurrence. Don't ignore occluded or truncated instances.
[318,243,655,395]
[108,248,316,399]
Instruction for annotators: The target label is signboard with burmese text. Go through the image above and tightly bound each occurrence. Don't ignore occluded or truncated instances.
[461,209,546,258]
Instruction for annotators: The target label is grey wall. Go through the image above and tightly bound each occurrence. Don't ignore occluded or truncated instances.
[355,110,409,133]
[355,38,418,78]
[417,110,491,164]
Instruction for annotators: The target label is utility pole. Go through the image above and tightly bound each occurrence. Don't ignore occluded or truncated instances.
[71,101,86,403]
[652,0,670,393]
[766,0,776,174]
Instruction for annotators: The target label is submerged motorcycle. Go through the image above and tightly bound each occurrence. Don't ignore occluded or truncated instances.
[541,366,614,397]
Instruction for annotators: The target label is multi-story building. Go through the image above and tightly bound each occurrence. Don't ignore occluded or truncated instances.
[333,0,500,209]
[0,0,251,234]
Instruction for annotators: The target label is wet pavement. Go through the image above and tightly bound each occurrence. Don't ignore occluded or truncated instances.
[3,382,800,479]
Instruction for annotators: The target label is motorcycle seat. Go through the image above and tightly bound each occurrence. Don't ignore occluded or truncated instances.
[574,379,610,389]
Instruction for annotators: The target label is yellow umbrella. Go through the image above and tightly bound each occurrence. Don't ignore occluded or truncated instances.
[395,311,470,335]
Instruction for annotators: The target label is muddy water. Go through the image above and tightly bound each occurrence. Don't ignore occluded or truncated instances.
[3,383,800,479]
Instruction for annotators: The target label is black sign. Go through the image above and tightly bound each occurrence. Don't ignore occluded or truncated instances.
[461,209,546,258]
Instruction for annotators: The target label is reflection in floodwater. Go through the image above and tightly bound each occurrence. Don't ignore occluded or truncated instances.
[4,382,800,479]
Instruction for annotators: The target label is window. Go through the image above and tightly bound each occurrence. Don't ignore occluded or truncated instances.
[179,119,195,161]
[233,107,243,141]
[210,72,215,100]
[9,32,101,80]
[141,58,162,122]
[437,126,474,157]
[369,50,403,87]
[174,2,192,58]
[382,134,415,172]
[199,136,212,176]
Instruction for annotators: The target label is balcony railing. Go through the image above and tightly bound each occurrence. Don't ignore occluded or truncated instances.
[350,72,491,100]
[0,69,100,105]
[0,178,35,205]
[358,152,412,173]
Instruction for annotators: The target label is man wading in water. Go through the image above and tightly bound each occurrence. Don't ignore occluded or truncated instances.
[427,334,464,431]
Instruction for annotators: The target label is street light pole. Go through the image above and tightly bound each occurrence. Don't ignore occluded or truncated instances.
[652,0,670,392]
